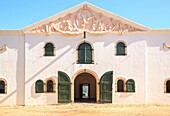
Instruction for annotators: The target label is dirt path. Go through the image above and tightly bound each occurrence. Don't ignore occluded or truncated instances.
[1,103,170,116]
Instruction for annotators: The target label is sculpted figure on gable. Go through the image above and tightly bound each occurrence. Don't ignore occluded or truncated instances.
[31,4,142,35]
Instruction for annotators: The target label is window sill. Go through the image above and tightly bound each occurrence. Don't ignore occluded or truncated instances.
[0,93,7,96]
[77,63,94,64]
[164,93,170,95]
[45,92,56,93]
[43,55,55,57]
[35,92,56,94]
[115,92,135,93]
[35,92,44,94]
[115,54,127,56]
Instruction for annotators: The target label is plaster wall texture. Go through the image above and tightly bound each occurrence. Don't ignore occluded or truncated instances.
[0,32,25,106]
[0,32,170,105]
[24,33,147,105]
[147,34,170,104]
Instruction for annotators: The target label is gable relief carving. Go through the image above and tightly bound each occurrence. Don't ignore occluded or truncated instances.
[163,43,170,49]
[0,44,7,51]
[30,4,143,35]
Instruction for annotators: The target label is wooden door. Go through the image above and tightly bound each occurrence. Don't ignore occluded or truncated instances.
[58,71,71,103]
[100,71,113,103]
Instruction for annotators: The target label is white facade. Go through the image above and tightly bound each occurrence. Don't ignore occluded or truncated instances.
[0,2,170,106]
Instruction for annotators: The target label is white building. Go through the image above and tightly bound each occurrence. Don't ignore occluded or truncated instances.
[0,2,170,106]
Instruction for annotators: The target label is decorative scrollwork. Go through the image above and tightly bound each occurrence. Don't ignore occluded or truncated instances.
[0,44,7,51]
[31,4,142,35]
[163,43,170,49]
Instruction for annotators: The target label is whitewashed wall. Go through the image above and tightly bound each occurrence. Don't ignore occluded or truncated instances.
[24,33,147,105]
[0,31,25,106]
[147,34,170,104]
[1,31,170,106]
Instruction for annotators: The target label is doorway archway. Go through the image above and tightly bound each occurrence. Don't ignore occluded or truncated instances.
[74,73,96,102]
[72,69,99,103]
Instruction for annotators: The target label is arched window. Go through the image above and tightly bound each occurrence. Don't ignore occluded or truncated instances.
[77,42,93,64]
[44,43,55,56]
[117,80,124,92]
[0,80,5,93]
[116,42,126,55]
[166,80,170,93]
[126,79,135,92]
[35,80,44,93]
[47,80,54,92]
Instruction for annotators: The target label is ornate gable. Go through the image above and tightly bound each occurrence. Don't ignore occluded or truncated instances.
[23,3,150,35]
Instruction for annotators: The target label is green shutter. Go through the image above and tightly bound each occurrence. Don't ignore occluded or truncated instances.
[78,49,85,63]
[35,80,44,93]
[78,42,93,64]
[117,42,126,55]
[126,79,135,92]
[86,49,92,63]
[100,71,113,103]
[45,43,54,56]
[58,71,71,103]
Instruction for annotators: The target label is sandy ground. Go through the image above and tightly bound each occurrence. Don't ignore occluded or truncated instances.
[1,103,170,116]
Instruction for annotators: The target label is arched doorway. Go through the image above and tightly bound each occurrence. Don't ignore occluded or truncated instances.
[74,73,96,102]
[72,69,99,103]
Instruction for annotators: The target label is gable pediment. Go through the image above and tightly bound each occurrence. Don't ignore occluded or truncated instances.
[23,2,150,35]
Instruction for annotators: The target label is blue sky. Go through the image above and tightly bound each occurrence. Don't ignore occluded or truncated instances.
[0,0,170,29]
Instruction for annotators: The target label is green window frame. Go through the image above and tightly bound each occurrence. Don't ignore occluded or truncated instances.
[0,80,5,93]
[116,42,126,56]
[44,43,55,56]
[166,80,170,93]
[47,80,54,92]
[126,79,135,92]
[117,80,124,92]
[77,42,93,64]
[35,80,44,93]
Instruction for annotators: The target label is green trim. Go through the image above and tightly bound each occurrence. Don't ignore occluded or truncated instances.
[126,79,135,92]
[58,71,71,103]
[100,71,113,103]
[44,43,55,56]
[35,80,44,93]
[116,42,126,56]
[77,42,93,64]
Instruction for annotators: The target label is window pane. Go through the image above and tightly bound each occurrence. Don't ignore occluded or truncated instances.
[117,80,124,92]
[45,43,54,56]
[0,81,5,93]
[117,42,126,55]
[166,81,170,93]
[126,79,135,92]
[86,49,92,63]
[47,80,54,92]
[36,80,44,93]
[78,42,93,64]
[78,49,85,63]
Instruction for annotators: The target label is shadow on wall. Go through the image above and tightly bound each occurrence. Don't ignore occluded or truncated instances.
[25,47,71,85]
[0,34,25,105]
[0,90,16,104]
[1,33,169,105]
[31,80,57,104]
[31,84,40,98]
